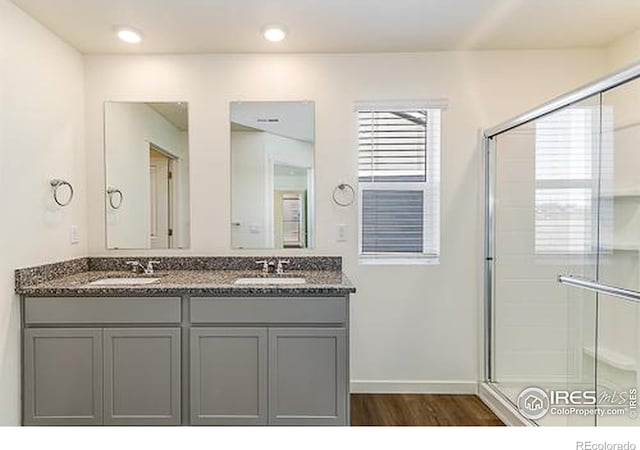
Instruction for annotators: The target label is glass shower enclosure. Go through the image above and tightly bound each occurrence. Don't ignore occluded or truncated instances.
[484,63,640,426]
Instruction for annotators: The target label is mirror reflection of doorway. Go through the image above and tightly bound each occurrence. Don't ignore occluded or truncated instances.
[274,191,307,248]
[149,146,176,249]
[273,163,309,248]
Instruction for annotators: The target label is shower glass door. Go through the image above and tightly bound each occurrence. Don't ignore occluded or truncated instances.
[594,79,640,426]
[491,94,601,425]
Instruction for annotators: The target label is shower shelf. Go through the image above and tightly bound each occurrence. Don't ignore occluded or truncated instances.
[600,189,640,199]
[611,244,640,252]
[583,346,637,372]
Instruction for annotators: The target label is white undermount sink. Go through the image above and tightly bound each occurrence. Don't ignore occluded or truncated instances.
[88,277,160,286]
[234,277,306,285]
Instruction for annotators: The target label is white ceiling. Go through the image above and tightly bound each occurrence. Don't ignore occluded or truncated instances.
[147,102,188,132]
[231,101,314,142]
[10,0,640,54]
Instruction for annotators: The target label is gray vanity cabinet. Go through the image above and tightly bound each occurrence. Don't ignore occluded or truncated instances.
[268,328,347,425]
[190,328,268,425]
[24,327,181,426]
[22,296,182,426]
[23,328,103,426]
[22,293,351,426]
[190,327,347,426]
[103,328,181,425]
[190,296,349,426]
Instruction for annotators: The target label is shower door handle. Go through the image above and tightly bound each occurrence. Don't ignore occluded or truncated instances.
[557,274,640,304]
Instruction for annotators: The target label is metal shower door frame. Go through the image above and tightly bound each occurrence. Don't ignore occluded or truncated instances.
[482,60,640,384]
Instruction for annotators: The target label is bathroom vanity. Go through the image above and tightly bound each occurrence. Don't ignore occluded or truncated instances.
[15,257,354,426]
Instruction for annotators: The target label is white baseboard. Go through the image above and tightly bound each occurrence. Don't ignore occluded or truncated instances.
[350,380,478,394]
[478,382,535,427]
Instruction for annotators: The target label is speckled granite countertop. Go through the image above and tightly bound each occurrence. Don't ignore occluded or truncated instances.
[16,257,355,297]
[15,256,356,297]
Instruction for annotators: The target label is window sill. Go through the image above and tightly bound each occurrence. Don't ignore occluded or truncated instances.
[358,256,440,266]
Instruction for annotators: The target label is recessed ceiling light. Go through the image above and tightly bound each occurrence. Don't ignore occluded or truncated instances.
[115,26,143,44]
[262,25,287,42]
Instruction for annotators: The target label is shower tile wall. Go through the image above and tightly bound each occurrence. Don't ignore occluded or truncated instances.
[494,126,589,389]
[492,96,603,426]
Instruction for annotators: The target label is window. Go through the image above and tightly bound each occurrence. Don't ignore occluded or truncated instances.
[534,107,599,254]
[357,103,441,263]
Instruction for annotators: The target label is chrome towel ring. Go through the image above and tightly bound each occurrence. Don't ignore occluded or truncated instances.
[107,187,124,209]
[50,179,74,207]
[332,183,356,207]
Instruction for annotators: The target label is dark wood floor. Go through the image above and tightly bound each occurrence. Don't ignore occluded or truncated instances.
[350,394,504,426]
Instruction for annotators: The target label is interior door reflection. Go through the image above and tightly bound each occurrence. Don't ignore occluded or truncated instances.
[277,192,306,248]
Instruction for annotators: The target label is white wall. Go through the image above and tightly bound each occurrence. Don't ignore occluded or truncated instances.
[0,0,86,425]
[84,50,607,394]
[105,102,189,249]
[231,131,269,248]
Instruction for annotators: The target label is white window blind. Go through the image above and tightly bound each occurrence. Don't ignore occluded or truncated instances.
[357,105,441,262]
[535,108,598,254]
[358,110,428,182]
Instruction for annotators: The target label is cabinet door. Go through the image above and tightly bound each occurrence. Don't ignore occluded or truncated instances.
[103,328,181,425]
[190,328,267,425]
[269,328,347,425]
[23,328,103,425]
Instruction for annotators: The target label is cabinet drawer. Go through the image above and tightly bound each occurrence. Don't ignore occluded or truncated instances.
[25,297,181,324]
[190,297,346,324]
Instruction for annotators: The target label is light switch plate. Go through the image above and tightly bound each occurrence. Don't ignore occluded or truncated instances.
[70,225,79,245]
[337,224,347,242]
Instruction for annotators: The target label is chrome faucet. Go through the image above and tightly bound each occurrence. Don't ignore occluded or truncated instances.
[276,259,290,275]
[255,260,273,274]
[255,259,289,275]
[126,260,161,275]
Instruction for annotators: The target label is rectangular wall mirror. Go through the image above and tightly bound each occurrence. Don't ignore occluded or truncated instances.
[231,101,315,249]
[104,102,190,249]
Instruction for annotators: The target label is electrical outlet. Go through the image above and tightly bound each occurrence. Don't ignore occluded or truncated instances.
[70,225,79,245]
[337,224,347,242]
